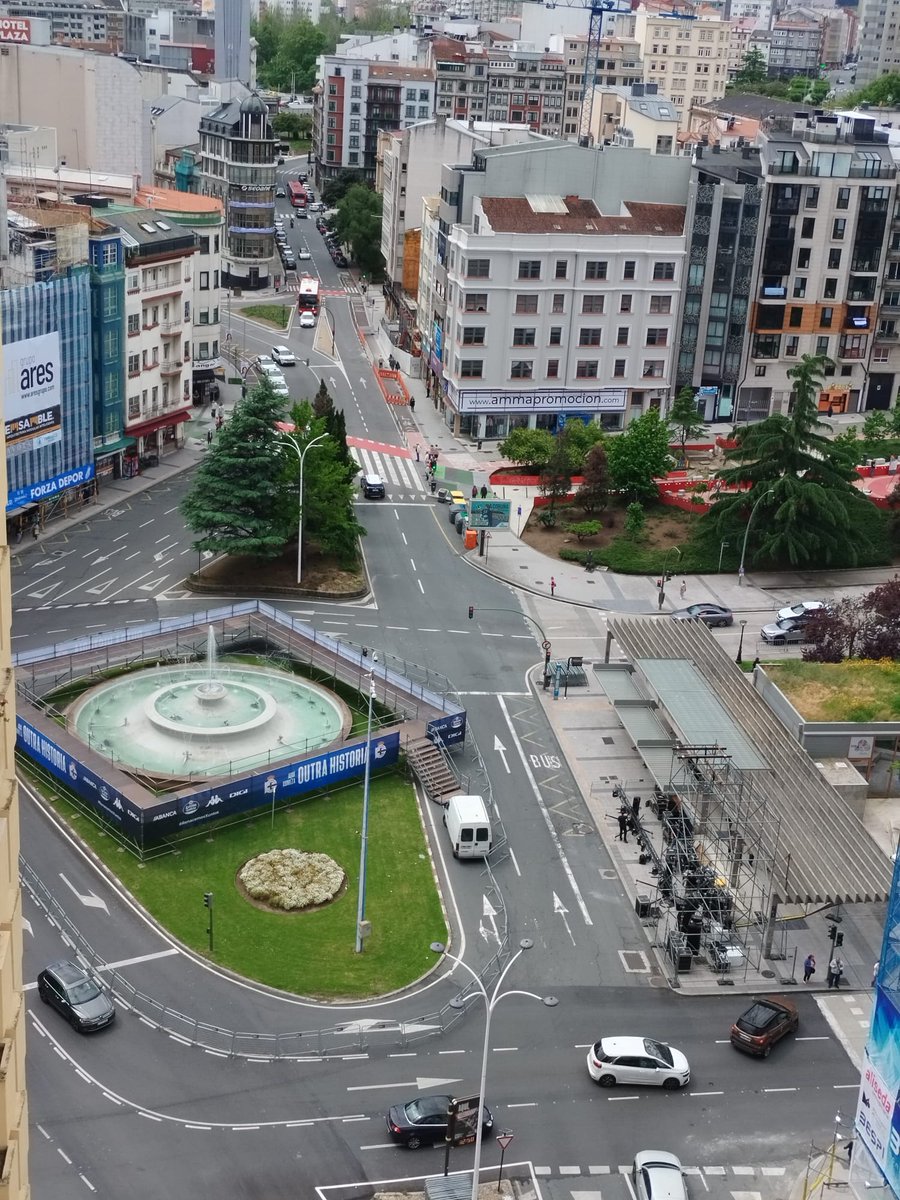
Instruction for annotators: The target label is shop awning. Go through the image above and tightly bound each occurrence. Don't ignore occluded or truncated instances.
[95,436,137,457]
[126,411,191,438]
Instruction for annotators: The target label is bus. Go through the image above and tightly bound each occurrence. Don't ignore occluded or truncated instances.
[297,276,320,311]
[287,180,307,209]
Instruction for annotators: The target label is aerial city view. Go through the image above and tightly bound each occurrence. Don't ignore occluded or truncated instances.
[4,0,900,1196]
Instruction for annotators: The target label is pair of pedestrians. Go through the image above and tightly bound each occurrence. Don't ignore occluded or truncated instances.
[803,953,845,986]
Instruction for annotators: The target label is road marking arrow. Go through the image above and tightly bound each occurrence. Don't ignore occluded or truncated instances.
[22,918,32,937]
[59,874,109,914]
[329,377,337,389]
[479,894,500,947]
[553,891,576,947]
[493,735,510,774]
[347,1076,462,1093]
[139,576,171,591]
[359,377,367,388]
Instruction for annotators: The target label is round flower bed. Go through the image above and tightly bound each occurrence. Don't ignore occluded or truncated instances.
[238,848,346,912]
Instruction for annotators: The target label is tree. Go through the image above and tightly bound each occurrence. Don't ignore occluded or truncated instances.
[709,355,868,569]
[624,502,646,541]
[607,408,673,502]
[539,437,574,524]
[733,47,768,87]
[181,381,293,559]
[498,427,554,471]
[567,520,602,542]
[846,72,900,109]
[802,580,900,662]
[575,443,609,513]
[325,405,355,473]
[253,13,327,92]
[558,419,605,470]
[313,379,334,418]
[323,169,366,208]
[334,184,384,278]
[668,387,707,462]
[285,403,364,568]
[863,410,891,442]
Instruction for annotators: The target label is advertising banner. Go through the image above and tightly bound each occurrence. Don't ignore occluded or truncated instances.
[6,462,95,511]
[427,711,467,748]
[468,499,511,530]
[4,331,63,450]
[456,388,627,414]
[856,992,900,1185]
[0,16,31,41]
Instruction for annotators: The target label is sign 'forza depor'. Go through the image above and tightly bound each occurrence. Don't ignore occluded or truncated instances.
[456,388,627,413]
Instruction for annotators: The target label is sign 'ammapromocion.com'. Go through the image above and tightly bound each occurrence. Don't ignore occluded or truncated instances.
[4,331,63,450]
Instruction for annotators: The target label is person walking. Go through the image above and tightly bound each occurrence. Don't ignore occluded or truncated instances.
[803,953,816,982]
[873,961,880,987]
[206,429,213,445]
[550,576,556,597]
[472,485,478,499]
[31,523,39,541]
[679,579,687,600]
[827,955,844,988]
[415,445,420,462]
[616,810,629,843]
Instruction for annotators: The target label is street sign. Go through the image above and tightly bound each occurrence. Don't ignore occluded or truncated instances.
[542,640,552,651]
[451,1094,481,1146]
[468,498,512,529]
[496,1133,515,1151]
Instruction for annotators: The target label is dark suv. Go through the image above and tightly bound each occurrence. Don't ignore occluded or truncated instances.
[730,996,797,1057]
[37,958,116,1032]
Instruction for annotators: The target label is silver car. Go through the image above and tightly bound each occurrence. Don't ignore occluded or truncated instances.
[760,617,808,645]
[633,1151,688,1200]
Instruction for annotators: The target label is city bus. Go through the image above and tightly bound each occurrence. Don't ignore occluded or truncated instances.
[297,276,320,311]
[287,180,307,209]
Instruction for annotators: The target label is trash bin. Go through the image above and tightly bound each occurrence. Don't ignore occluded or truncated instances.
[464,528,478,550]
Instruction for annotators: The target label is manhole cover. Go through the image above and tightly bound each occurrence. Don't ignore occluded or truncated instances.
[761,969,777,978]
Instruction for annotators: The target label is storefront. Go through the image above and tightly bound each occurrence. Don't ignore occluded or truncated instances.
[93,436,137,483]
[125,411,191,462]
[444,385,630,442]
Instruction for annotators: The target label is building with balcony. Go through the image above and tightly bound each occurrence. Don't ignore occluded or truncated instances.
[199,93,276,290]
[739,112,897,421]
[634,1,731,129]
[551,33,644,141]
[767,14,823,78]
[421,140,690,441]
[857,0,900,87]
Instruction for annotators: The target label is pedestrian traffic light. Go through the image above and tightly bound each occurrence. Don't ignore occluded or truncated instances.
[836,932,844,947]
[468,605,475,620]
[828,923,838,943]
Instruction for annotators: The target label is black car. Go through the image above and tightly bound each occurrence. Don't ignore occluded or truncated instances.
[386,1094,493,1149]
[730,996,798,1057]
[334,254,349,268]
[37,958,116,1032]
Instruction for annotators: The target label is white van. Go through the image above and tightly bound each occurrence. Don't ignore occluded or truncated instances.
[443,794,492,859]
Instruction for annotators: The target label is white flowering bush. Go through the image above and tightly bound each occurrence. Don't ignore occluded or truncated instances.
[239,849,345,911]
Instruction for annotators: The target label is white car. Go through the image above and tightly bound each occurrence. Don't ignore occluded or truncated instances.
[586,1036,690,1089]
[268,376,290,397]
[272,345,296,366]
[299,310,316,329]
[298,250,311,261]
[776,600,828,622]
[256,360,284,380]
[633,1152,688,1200]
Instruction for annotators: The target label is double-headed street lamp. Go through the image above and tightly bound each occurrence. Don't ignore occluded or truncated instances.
[430,939,558,1200]
[279,430,328,584]
[738,489,775,586]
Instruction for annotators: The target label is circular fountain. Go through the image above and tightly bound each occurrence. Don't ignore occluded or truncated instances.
[68,627,349,781]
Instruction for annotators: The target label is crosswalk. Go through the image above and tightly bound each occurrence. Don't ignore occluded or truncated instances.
[350,446,430,500]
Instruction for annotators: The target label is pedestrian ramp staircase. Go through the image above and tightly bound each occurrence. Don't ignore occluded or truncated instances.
[407,735,459,805]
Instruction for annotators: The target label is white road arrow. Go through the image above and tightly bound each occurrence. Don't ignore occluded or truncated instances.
[329,377,337,389]
[479,894,500,947]
[359,377,367,389]
[347,1076,462,1093]
[59,874,109,914]
[553,891,576,947]
[493,735,510,774]
[22,918,32,937]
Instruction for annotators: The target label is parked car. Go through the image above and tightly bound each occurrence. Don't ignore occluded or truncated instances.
[586,1036,690,1089]
[776,600,828,622]
[760,617,808,646]
[730,996,798,1057]
[37,959,116,1032]
[282,255,296,271]
[633,1151,688,1200]
[268,377,290,398]
[386,1093,493,1149]
[670,603,733,628]
[271,345,296,367]
[255,356,278,374]
[299,310,316,329]
[334,254,349,268]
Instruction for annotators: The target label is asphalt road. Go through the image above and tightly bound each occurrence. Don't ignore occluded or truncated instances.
[17,235,862,1198]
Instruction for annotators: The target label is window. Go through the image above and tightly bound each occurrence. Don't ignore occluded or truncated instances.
[642,360,664,378]
[579,328,602,346]
[515,294,539,313]
[646,328,668,345]
[788,306,803,328]
[616,327,629,346]
[128,395,140,419]
[466,258,490,278]
[836,186,851,209]
[623,260,636,280]
[754,365,767,377]
[653,261,675,280]
[518,260,541,279]
[833,218,847,240]
[510,360,534,378]
[127,313,140,335]
[620,295,632,313]
[464,293,488,312]
[805,186,819,208]
[824,278,837,299]
[797,248,811,269]
[460,359,483,377]
[793,277,807,299]
[462,327,485,344]
[801,218,815,238]
[613,359,626,377]
[828,249,842,269]
[549,327,562,345]
[199,271,209,290]
[555,259,568,279]
[513,327,536,345]
[820,307,833,328]
[585,260,607,280]
[649,295,671,314]
[786,335,800,356]
[546,359,560,378]
[576,360,599,378]
[128,353,140,376]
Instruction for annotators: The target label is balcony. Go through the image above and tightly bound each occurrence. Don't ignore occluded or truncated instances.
[161,320,181,336]
[876,328,899,341]
[159,361,182,377]
[837,339,866,359]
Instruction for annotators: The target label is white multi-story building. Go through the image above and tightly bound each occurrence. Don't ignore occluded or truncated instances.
[858,0,900,86]
[726,0,773,26]
[634,2,731,129]
[550,32,643,140]
[422,140,690,440]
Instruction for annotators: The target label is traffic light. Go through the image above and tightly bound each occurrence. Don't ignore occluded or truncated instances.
[836,932,844,948]
[468,605,474,620]
[204,892,213,908]
[828,923,838,943]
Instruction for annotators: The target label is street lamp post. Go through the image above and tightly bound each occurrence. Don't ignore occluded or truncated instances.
[738,489,774,586]
[430,940,558,1200]
[280,431,328,584]
[658,545,681,610]
[736,619,747,665]
[355,672,376,953]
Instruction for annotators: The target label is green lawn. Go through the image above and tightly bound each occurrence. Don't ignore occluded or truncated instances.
[238,303,292,329]
[38,772,447,999]
[764,659,900,722]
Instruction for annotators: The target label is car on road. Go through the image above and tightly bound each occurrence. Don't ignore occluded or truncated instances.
[268,376,290,398]
[776,600,828,622]
[272,345,296,366]
[760,616,808,645]
[37,958,116,1032]
[298,249,311,261]
[298,208,308,219]
[670,603,733,628]
[282,255,296,271]
[276,186,285,198]
[299,309,316,329]
[730,996,798,1057]
[586,1036,690,1089]
[255,356,279,374]
[633,1151,688,1200]
[334,254,349,268]
[386,1093,493,1149]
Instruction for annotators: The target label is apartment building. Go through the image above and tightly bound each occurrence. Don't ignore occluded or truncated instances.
[727,18,756,79]
[740,112,897,421]
[551,33,643,140]
[199,93,277,290]
[725,0,773,25]
[767,13,823,78]
[634,2,731,129]
[857,0,900,86]
[313,56,435,184]
[0,0,124,46]
[591,82,679,152]
[421,141,690,440]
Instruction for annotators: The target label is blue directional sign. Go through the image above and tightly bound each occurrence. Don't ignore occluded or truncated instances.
[468,499,511,529]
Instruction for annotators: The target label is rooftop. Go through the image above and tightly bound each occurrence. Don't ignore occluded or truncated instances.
[479,195,685,235]
[136,187,223,217]
[369,63,435,80]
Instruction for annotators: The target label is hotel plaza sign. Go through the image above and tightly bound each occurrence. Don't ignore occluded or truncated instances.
[455,388,627,413]
[0,17,31,40]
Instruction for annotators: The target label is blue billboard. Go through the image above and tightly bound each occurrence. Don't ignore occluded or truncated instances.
[427,711,467,748]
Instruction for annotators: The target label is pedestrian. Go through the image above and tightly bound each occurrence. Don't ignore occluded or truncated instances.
[415,445,420,462]
[827,955,844,989]
[803,953,816,982]
[211,405,217,419]
[846,1140,855,1163]
[409,397,415,412]
[472,485,478,499]
[679,579,687,600]
[550,576,556,596]
[873,961,880,987]
[616,810,629,843]
[480,484,488,499]
[752,656,761,671]
[206,429,213,445]
[631,795,641,822]
[31,524,39,541]
[430,478,436,495]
